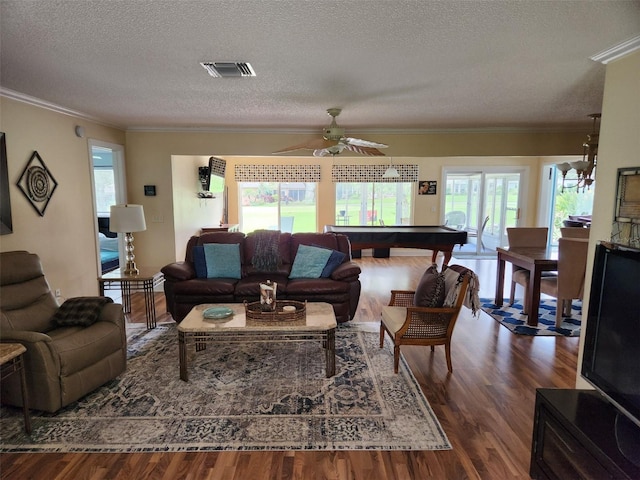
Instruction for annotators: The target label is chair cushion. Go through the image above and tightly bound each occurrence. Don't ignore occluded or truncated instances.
[414,264,446,307]
[381,306,408,337]
[51,297,114,327]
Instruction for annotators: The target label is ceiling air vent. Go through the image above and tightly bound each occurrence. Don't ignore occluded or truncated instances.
[200,62,256,78]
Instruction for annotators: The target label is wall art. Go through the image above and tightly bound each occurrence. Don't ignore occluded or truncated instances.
[17,151,58,217]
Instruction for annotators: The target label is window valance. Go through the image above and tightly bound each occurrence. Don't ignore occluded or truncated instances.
[235,164,321,182]
[332,164,419,183]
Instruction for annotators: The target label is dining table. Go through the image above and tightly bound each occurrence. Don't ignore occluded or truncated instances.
[494,245,558,326]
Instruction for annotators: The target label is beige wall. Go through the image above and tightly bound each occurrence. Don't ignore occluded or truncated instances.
[0,97,125,298]
[575,50,640,388]
[125,130,585,266]
[0,95,596,299]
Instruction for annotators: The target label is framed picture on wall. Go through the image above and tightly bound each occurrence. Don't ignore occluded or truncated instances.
[17,151,58,217]
[418,180,437,195]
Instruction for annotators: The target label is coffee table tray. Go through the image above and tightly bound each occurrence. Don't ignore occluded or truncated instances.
[244,300,306,322]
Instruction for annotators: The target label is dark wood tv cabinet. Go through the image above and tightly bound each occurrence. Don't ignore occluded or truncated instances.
[530,389,640,480]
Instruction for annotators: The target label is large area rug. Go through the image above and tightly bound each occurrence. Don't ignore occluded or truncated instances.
[0,323,451,452]
[481,298,581,337]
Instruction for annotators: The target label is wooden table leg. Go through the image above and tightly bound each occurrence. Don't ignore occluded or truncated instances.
[17,355,31,434]
[495,253,506,306]
[527,266,542,326]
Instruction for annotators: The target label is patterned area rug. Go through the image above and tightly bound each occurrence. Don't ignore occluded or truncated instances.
[0,323,451,452]
[481,298,582,337]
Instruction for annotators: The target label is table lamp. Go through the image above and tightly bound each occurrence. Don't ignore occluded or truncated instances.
[109,204,146,275]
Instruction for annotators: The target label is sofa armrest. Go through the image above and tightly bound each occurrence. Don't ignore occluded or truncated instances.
[330,261,361,281]
[0,329,61,376]
[0,330,52,344]
[98,302,125,326]
[161,261,196,281]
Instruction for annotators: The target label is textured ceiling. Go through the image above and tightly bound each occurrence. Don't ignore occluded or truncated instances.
[1,0,639,133]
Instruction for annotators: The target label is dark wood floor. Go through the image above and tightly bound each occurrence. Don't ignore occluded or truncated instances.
[0,256,579,479]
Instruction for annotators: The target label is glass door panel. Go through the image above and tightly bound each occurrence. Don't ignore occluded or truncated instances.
[240,182,317,233]
[336,182,413,226]
[444,170,522,256]
[240,182,279,233]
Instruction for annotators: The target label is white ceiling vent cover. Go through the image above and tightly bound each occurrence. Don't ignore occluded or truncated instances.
[200,62,256,77]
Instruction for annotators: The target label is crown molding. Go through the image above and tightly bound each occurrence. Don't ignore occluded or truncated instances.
[0,88,125,130]
[590,35,640,64]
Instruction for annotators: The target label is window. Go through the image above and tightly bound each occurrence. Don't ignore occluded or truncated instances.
[335,182,412,225]
[239,182,317,233]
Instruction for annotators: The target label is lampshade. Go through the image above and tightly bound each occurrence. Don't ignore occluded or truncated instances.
[382,166,400,178]
[382,157,400,179]
[109,204,146,233]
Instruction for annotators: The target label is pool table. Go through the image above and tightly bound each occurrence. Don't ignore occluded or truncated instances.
[323,225,467,264]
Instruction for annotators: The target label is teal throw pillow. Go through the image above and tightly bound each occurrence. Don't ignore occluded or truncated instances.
[203,243,242,279]
[289,244,333,279]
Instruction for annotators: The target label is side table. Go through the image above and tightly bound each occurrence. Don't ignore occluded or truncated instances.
[0,343,31,434]
[98,267,164,329]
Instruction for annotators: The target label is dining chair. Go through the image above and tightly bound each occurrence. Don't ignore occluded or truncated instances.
[539,238,589,328]
[444,211,466,230]
[467,215,490,251]
[506,227,549,314]
[560,227,590,239]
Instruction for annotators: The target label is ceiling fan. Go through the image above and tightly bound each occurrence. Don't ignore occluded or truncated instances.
[273,108,388,157]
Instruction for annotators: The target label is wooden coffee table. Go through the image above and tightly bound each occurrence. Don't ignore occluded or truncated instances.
[178,302,337,381]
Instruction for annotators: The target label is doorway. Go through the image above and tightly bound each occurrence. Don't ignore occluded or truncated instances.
[89,140,127,273]
[443,168,525,255]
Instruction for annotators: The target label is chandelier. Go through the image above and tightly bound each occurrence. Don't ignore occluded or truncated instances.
[556,113,600,192]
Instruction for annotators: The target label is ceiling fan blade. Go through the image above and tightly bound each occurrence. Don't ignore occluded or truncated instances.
[345,144,386,156]
[273,138,336,154]
[344,137,388,149]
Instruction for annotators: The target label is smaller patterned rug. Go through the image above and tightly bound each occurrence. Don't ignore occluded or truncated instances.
[480,298,581,337]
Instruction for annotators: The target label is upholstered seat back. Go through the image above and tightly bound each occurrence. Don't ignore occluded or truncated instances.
[0,251,58,333]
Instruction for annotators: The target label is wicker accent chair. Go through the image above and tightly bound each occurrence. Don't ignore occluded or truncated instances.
[380,272,470,374]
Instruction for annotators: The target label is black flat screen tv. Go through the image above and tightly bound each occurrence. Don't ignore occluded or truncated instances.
[581,242,640,429]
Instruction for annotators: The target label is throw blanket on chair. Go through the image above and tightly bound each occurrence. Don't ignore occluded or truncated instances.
[442,265,481,315]
[252,230,282,272]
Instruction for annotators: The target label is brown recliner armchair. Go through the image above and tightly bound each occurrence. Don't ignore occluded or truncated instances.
[0,251,126,412]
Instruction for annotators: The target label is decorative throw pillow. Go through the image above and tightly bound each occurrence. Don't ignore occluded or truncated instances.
[311,244,347,278]
[320,249,346,278]
[414,264,446,307]
[193,246,208,279]
[51,296,114,327]
[289,245,333,279]
[203,243,242,279]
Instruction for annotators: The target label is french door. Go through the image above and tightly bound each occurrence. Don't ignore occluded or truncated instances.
[335,182,413,226]
[238,182,317,233]
[443,169,524,255]
[89,140,127,273]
